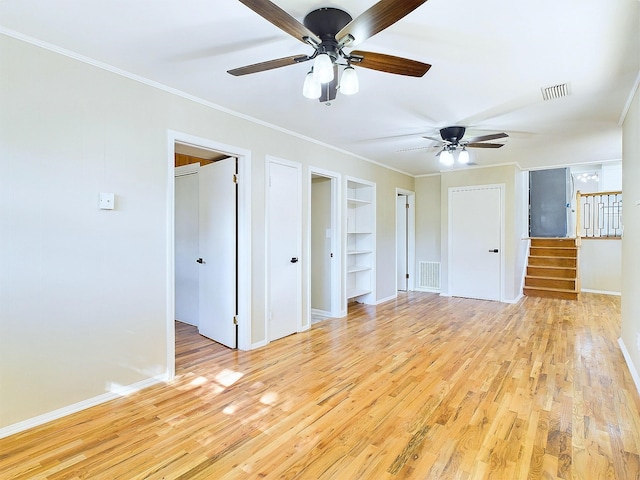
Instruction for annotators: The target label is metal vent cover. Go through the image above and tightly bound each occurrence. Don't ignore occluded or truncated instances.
[541,83,570,101]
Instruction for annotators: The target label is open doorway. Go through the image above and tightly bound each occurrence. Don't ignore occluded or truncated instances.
[309,168,342,322]
[174,144,237,348]
[167,131,252,377]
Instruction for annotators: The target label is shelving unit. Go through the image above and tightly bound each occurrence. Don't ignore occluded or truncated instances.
[346,177,375,304]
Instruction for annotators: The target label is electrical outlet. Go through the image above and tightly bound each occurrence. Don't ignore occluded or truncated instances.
[636,333,640,351]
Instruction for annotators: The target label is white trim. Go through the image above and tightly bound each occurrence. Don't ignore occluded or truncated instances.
[0,375,167,439]
[0,29,414,178]
[375,293,398,305]
[308,167,343,321]
[523,158,622,172]
[620,70,640,125]
[168,131,253,351]
[265,156,304,339]
[448,184,506,302]
[415,287,441,294]
[581,288,621,296]
[618,338,640,397]
[519,238,531,297]
[503,293,524,304]
[438,162,523,176]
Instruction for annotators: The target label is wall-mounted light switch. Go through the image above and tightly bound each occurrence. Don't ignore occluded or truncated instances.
[99,192,115,210]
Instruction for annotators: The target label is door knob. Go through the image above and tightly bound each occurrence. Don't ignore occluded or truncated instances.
[196,258,205,264]
[290,257,299,263]
[488,249,499,253]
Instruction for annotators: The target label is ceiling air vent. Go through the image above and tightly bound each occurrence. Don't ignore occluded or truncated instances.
[541,83,570,101]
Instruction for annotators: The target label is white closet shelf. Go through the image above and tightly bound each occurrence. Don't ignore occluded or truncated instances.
[347,265,371,273]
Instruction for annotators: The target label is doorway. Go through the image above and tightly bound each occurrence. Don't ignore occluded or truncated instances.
[167,131,252,376]
[448,184,503,301]
[309,169,342,321]
[174,148,237,348]
[396,189,416,292]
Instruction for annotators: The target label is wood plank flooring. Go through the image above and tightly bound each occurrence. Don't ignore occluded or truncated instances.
[1,292,639,479]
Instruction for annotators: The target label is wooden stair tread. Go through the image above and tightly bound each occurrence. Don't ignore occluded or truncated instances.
[523,285,579,293]
[526,265,576,270]
[525,275,576,281]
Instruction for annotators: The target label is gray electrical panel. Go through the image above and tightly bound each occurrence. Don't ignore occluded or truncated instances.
[529,168,570,237]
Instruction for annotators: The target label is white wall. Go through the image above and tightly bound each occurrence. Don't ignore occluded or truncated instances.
[580,240,622,294]
[0,34,415,432]
[620,82,640,391]
[415,175,441,266]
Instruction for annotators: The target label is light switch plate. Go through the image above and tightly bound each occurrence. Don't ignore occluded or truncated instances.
[99,192,115,210]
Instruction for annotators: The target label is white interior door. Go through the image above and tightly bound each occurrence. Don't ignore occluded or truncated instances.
[198,158,236,348]
[175,169,199,326]
[268,160,301,341]
[449,186,502,301]
[397,194,408,291]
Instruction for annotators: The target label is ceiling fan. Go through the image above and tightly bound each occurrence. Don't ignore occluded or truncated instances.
[424,126,509,166]
[228,0,432,103]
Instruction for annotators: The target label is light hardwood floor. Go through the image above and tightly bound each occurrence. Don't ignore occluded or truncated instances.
[1,292,639,479]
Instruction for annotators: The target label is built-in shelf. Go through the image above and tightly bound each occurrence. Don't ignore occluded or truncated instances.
[347,288,371,299]
[347,197,371,206]
[346,177,375,303]
[348,249,372,255]
[348,265,371,273]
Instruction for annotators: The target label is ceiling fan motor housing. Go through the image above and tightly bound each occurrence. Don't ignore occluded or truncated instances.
[303,8,352,39]
[440,126,466,144]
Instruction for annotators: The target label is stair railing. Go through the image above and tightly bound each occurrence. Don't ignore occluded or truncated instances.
[576,190,623,239]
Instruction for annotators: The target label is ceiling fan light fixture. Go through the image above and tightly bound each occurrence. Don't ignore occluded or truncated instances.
[313,53,334,83]
[458,148,470,164]
[302,70,321,99]
[439,149,454,166]
[340,66,359,95]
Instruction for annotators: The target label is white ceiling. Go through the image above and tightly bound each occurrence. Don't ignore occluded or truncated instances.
[1,0,638,176]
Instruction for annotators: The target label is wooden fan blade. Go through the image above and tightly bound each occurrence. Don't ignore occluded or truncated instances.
[422,135,442,142]
[337,0,429,46]
[227,55,310,76]
[319,65,339,103]
[465,132,508,143]
[238,0,321,45]
[350,51,431,77]
[466,142,505,149]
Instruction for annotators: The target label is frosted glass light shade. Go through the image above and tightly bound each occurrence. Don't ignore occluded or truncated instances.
[458,148,470,164]
[439,149,454,166]
[313,53,334,83]
[340,66,359,95]
[302,71,321,99]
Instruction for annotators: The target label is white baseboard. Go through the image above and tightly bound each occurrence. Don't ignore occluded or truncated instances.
[311,308,332,319]
[414,287,441,294]
[503,293,524,304]
[581,288,621,296]
[0,374,168,439]
[375,293,397,305]
[251,339,268,349]
[618,337,640,397]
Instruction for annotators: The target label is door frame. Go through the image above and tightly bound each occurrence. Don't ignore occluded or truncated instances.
[308,167,344,319]
[395,188,416,292]
[265,155,303,338]
[447,183,505,302]
[166,130,252,377]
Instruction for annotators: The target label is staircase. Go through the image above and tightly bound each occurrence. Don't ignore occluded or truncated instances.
[523,238,579,300]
